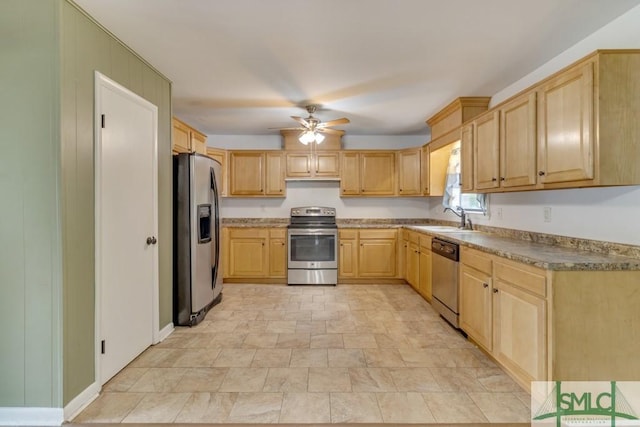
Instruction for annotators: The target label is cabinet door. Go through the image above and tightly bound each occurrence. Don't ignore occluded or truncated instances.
[500,91,537,188]
[222,227,230,279]
[421,146,430,195]
[474,111,500,190]
[340,152,360,195]
[229,152,264,195]
[228,229,268,277]
[269,231,287,278]
[265,152,285,196]
[418,239,432,301]
[460,264,493,350]
[361,152,396,196]
[538,62,594,184]
[398,149,421,196]
[460,123,474,192]
[286,152,312,178]
[406,241,419,289]
[191,130,207,155]
[358,230,397,277]
[315,151,340,177]
[338,237,358,278]
[206,148,227,196]
[493,280,547,383]
[172,118,191,154]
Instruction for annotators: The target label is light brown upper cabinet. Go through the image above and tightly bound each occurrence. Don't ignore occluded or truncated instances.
[172,118,191,154]
[228,150,285,197]
[172,117,207,155]
[460,123,474,192]
[500,92,538,188]
[537,51,640,189]
[473,110,500,190]
[340,151,396,196]
[397,148,422,196]
[420,146,430,195]
[206,147,227,196]
[537,61,594,185]
[285,150,340,179]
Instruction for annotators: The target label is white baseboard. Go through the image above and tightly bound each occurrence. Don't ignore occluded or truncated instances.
[63,381,100,421]
[156,322,174,343]
[0,407,64,426]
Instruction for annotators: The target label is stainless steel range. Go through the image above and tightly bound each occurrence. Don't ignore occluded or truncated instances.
[287,207,338,285]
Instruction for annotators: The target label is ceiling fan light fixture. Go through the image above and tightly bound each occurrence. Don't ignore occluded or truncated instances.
[299,130,316,145]
[314,132,325,144]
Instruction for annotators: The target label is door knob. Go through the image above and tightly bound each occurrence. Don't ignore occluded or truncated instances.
[146,236,157,245]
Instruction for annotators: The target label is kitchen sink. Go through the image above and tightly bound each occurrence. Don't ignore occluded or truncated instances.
[412,225,478,233]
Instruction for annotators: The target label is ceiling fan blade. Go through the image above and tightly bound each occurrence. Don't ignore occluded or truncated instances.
[268,127,306,130]
[318,128,343,135]
[291,116,310,127]
[317,117,350,127]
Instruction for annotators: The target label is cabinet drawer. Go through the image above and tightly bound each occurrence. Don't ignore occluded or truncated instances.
[339,229,358,240]
[269,228,286,239]
[359,229,397,240]
[494,259,546,297]
[419,235,432,249]
[228,228,269,239]
[460,247,492,274]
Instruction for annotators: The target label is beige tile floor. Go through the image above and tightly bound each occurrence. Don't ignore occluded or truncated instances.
[74,284,531,424]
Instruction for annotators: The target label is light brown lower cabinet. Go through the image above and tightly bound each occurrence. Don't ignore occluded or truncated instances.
[223,227,287,281]
[459,246,640,389]
[418,235,432,301]
[460,247,545,388]
[403,231,431,301]
[338,229,399,280]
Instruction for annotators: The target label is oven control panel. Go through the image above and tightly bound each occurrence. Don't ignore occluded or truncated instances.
[291,206,336,217]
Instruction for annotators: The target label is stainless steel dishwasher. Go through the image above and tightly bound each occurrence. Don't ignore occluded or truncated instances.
[431,237,460,328]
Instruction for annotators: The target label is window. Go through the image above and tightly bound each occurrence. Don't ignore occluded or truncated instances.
[442,141,487,214]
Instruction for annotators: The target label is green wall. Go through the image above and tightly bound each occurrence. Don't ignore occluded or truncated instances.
[0,0,172,408]
[0,0,63,407]
[60,1,173,405]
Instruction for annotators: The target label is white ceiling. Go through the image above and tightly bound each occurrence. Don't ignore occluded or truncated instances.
[76,0,639,136]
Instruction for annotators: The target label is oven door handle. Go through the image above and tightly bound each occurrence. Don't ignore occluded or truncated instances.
[288,228,338,236]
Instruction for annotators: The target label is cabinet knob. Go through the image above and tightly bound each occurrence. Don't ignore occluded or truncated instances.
[491,177,497,182]
[483,283,489,288]
[500,177,505,181]
[399,189,403,192]
[493,288,498,293]
[262,242,265,246]
[538,171,545,176]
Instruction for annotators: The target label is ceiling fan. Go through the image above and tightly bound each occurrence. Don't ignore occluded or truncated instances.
[276,105,350,145]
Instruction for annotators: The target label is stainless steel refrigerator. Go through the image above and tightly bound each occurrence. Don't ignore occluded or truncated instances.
[173,153,222,326]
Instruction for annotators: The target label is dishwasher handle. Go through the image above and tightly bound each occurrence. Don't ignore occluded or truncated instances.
[431,238,459,262]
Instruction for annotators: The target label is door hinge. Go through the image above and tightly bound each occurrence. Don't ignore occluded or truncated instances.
[101,340,106,354]
[101,114,105,129]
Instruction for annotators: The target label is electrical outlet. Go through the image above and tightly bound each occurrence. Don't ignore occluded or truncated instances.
[543,207,552,223]
[496,208,503,220]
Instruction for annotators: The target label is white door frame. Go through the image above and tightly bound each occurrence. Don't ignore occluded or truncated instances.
[94,71,159,387]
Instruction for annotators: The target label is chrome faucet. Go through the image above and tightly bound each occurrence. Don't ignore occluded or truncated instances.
[444,207,473,230]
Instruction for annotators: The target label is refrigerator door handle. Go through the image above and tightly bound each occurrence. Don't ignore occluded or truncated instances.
[210,168,220,289]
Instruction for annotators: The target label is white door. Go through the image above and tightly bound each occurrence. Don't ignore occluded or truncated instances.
[95,72,158,384]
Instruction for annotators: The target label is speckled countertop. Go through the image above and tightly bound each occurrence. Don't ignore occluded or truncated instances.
[222,218,640,271]
[403,226,640,272]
